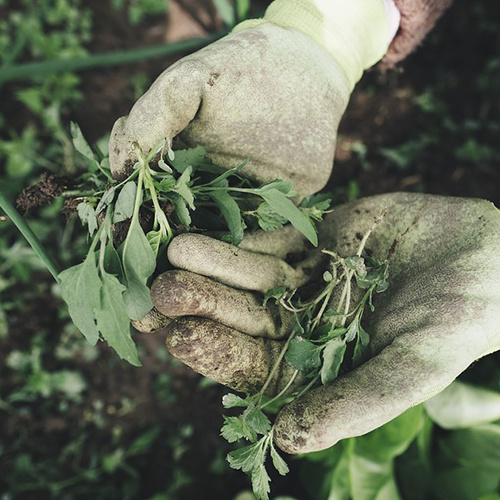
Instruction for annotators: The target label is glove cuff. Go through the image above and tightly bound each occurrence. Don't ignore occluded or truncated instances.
[234,0,393,90]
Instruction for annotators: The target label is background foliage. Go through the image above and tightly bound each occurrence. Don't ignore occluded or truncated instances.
[0,1,499,499]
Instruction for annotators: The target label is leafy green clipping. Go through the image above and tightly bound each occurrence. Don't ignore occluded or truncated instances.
[173,166,195,210]
[320,338,347,385]
[258,188,318,246]
[121,219,156,321]
[77,202,98,236]
[285,336,321,372]
[245,407,272,436]
[221,416,257,443]
[58,252,101,345]
[251,463,271,500]
[256,202,288,232]
[210,190,245,245]
[270,442,289,476]
[169,146,207,174]
[113,181,137,223]
[227,440,263,473]
[70,122,100,171]
[94,272,141,367]
[263,286,287,306]
[222,393,250,409]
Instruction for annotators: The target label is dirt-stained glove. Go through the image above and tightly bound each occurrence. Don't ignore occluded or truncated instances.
[148,192,500,454]
[109,0,396,196]
[382,0,453,67]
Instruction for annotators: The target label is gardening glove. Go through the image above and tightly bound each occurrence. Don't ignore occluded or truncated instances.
[382,0,453,68]
[149,192,500,454]
[109,0,399,196]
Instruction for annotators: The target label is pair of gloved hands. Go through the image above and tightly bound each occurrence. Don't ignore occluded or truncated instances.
[108,0,500,454]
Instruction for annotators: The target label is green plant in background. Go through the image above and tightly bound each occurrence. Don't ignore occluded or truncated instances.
[111,0,171,26]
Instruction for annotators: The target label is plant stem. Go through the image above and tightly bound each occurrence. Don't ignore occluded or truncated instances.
[0,189,60,283]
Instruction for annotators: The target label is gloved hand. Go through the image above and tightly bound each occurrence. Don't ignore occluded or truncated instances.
[148,192,500,453]
[109,0,396,196]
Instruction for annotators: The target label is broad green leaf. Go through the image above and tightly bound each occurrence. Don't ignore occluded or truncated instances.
[285,336,321,372]
[321,338,346,385]
[210,190,244,245]
[257,179,294,195]
[94,272,141,366]
[227,440,262,472]
[327,445,352,500]
[222,393,249,409]
[121,220,156,320]
[113,181,137,223]
[103,241,123,278]
[349,452,401,500]
[270,443,289,476]
[58,253,101,345]
[258,188,318,246]
[245,407,271,436]
[425,381,500,429]
[174,165,195,209]
[354,406,424,462]
[70,122,99,171]
[96,186,117,215]
[433,466,500,500]
[77,202,98,236]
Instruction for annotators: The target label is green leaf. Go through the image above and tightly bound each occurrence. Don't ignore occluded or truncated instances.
[169,193,192,227]
[127,426,161,456]
[256,202,288,232]
[210,190,245,245]
[174,165,195,210]
[345,320,359,342]
[113,181,137,223]
[320,338,346,385]
[424,381,500,429]
[104,241,123,278]
[94,271,141,366]
[344,256,366,277]
[270,443,289,476]
[245,407,272,436]
[221,416,257,443]
[96,187,117,215]
[157,158,173,173]
[236,0,250,20]
[227,440,262,472]
[251,463,271,500]
[170,146,207,173]
[263,286,287,306]
[121,220,156,321]
[285,336,321,372]
[257,179,294,195]
[58,252,101,345]
[71,122,99,171]
[222,393,249,409]
[77,202,98,236]
[146,229,163,257]
[258,188,318,246]
[354,406,424,462]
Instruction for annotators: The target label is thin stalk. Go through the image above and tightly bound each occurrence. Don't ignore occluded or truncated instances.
[0,32,226,84]
[0,189,60,283]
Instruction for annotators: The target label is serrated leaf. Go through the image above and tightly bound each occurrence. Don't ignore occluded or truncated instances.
[77,202,98,236]
[94,272,141,366]
[258,188,318,246]
[320,338,347,385]
[256,202,288,232]
[222,393,249,409]
[251,463,271,500]
[227,441,262,472]
[121,220,156,320]
[270,443,289,476]
[221,416,257,443]
[245,407,272,436]
[210,190,245,245]
[113,181,136,223]
[58,252,101,345]
[285,336,321,372]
